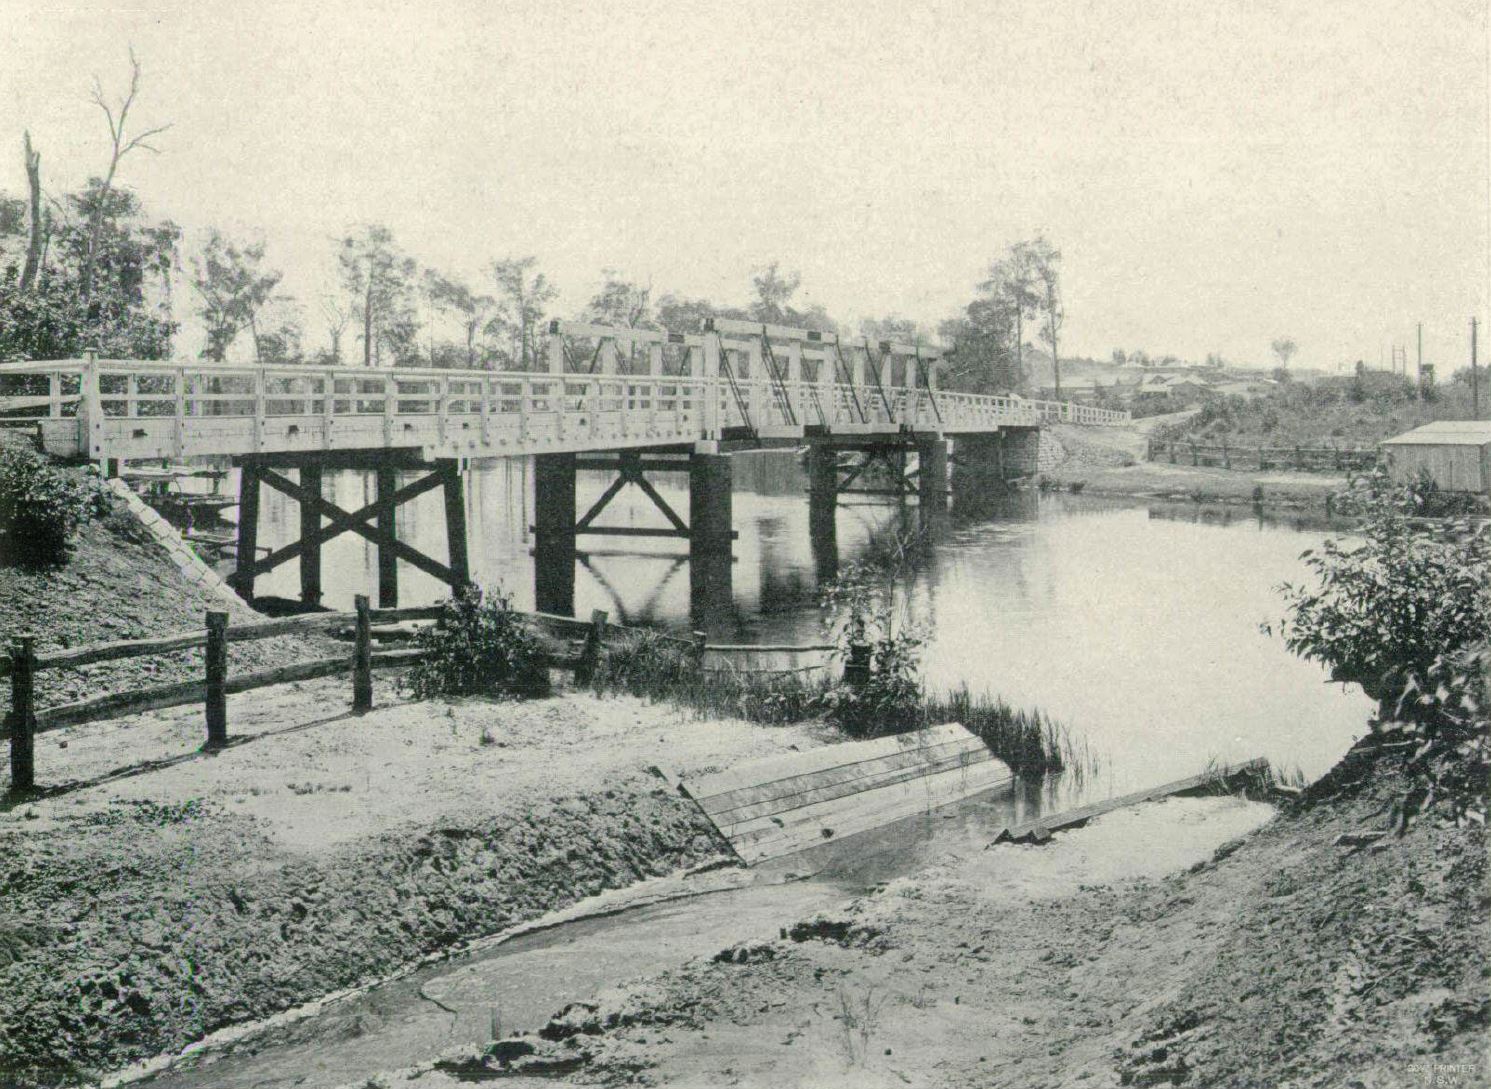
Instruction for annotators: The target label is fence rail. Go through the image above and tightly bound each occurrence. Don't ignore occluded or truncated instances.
[1145,438,1377,473]
[0,602,846,793]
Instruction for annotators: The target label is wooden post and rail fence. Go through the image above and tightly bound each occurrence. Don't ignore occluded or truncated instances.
[1145,438,1377,474]
[2,603,849,793]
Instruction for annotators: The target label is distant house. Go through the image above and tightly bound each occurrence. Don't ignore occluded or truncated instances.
[1379,421,1491,495]
[1037,376,1101,399]
[1166,378,1210,397]
[1212,379,1274,397]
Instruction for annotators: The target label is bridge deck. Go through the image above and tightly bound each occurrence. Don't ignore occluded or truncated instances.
[0,353,1128,464]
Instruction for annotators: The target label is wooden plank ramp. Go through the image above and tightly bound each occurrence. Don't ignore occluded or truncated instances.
[989,757,1270,846]
[680,723,1013,864]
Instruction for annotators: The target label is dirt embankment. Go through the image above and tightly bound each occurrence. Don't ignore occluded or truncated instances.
[0,488,334,717]
[0,679,832,1088]
[399,750,1487,1088]
[1042,420,1343,510]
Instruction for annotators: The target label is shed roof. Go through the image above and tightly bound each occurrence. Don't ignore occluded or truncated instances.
[1380,421,1491,447]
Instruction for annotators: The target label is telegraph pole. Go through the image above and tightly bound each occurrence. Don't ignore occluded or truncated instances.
[1473,317,1481,418]
[1416,323,1423,388]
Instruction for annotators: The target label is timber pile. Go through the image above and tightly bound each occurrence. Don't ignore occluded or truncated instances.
[681,723,1013,864]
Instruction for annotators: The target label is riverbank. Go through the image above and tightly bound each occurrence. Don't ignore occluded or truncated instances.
[1043,420,1344,509]
[0,681,833,1087]
[0,464,336,719]
[380,745,1488,1088]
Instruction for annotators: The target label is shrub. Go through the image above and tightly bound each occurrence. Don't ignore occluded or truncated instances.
[818,534,927,738]
[1270,478,1490,823]
[0,446,107,566]
[400,586,551,701]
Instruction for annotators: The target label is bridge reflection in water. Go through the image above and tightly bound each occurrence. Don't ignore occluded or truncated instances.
[241,447,969,639]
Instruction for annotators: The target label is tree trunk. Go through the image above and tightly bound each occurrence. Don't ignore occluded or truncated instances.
[1014,308,1023,383]
[20,132,42,293]
[363,264,375,368]
[81,159,119,301]
[1046,287,1061,401]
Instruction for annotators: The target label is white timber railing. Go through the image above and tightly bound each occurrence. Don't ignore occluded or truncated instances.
[0,324,1128,462]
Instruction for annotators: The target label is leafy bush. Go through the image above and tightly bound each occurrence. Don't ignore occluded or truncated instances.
[1271,478,1490,823]
[818,533,927,738]
[400,586,551,701]
[0,446,107,566]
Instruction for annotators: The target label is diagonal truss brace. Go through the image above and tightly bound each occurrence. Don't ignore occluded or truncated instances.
[575,452,693,538]
[241,466,461,587]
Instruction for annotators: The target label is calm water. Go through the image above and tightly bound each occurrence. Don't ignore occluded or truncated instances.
[235,451,1370,789]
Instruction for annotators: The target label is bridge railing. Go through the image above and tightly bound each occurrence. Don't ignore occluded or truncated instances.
[1,356,1129,459]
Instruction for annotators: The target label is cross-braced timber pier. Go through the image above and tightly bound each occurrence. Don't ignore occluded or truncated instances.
[1,318,1128,619]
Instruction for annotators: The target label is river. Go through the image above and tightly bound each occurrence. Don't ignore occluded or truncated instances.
[236,450,1370,790]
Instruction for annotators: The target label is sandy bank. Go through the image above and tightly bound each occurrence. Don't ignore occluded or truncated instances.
[0,682,831,1087]
[394,754,1487,1088]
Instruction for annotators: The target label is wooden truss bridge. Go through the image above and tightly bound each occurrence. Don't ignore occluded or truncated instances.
[1,318,1129,619]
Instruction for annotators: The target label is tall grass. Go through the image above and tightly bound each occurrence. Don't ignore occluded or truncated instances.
[590,630,829,726]
[588,633,1087,778]
[921,683,1092,780]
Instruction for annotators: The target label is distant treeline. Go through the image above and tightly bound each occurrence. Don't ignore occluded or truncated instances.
[1,52,1078,399]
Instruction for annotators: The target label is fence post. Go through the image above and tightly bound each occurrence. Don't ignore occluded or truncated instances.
[1168,442,1177,464]
[7,636,37,793]
[1190,443,1199,466]
[691,630,708,668]
[353,594,373,714]
[576,609,608,687]
[205,611,229,748]
[1294,445,1304,471]
[1221,440,1230,470]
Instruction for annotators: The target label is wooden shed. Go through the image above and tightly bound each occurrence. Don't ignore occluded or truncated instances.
[1379,421,1491,495]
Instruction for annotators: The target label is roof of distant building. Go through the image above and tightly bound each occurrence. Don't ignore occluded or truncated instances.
[1380,421,1491,447]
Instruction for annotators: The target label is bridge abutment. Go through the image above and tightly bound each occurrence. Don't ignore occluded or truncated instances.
[952,427,1044,483]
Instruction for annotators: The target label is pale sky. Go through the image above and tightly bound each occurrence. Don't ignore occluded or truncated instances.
[4,0,1487,369]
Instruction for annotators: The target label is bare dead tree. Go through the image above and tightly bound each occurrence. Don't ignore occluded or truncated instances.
[82,48,172,299]
[320,295,353,363]
[19,132,42,292]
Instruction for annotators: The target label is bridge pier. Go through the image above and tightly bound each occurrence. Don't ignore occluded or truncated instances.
[916,438,948,507]
[228,451,472,610]
[806,445,838,583]
[375,466,398,608]
[299,465,323,606]
[529,446,735,629]
[688,451,734,630]
[916,437,950,532]
[533,452,578,616]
